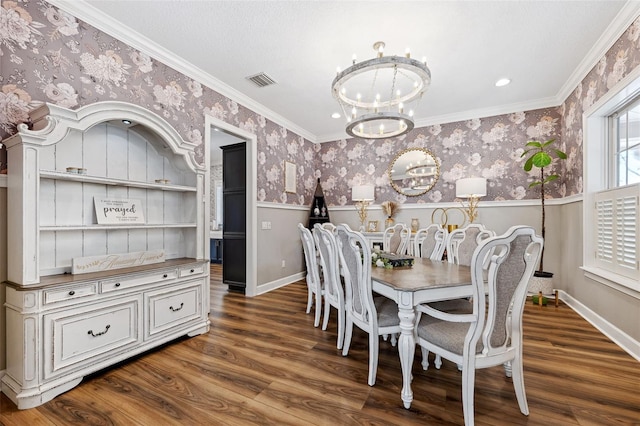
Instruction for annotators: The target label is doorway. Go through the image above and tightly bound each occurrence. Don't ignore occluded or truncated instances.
[205,115,257,296]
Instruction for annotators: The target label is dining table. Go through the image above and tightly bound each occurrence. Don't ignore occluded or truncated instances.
[370,257,474,409]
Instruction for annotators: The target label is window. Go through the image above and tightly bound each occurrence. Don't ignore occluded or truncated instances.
[610,98,640,187]
[584,68,640,295]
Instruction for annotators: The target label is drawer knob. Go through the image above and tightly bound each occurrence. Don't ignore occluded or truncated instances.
[169,302,184,312]
[88,324,111,337]
[190,269,195,273]
[68,290,75,296]
[163,274,168,278]
[114,282,121,287]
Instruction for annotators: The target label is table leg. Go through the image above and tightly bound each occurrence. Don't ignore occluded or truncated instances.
[397,299,416,409]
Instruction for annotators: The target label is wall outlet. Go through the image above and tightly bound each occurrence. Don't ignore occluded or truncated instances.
[261,221,271,230]
[281,260,286,268]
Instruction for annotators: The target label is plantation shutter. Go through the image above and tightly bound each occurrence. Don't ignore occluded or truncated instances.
[594,184,639,281]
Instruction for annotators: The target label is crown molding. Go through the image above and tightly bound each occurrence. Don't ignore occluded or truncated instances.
[316,95,560,143]
[556,1,640,105]
[48,0,317,143]
[48,0,640,146]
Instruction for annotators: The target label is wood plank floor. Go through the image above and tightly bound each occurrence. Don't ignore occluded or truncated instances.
[1,264,639,425]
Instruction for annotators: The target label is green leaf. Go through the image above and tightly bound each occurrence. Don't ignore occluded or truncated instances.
[543,174,559,184]
[529,181,542,188]
[521,148,534,158]
[524,157,534,172]
[541,138,556,147]
[525,141,542,148]
[555,149,567,159]
[531,152,552,168]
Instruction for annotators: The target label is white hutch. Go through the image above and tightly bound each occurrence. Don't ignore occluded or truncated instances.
[2,102,210,409]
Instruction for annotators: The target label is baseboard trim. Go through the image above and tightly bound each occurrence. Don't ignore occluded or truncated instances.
[256,272,305,296]
[559,290,640,362]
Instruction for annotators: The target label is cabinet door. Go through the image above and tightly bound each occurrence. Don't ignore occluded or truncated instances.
[43,296,142,379]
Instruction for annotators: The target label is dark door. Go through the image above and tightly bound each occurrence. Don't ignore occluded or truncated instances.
[221,142,246,293]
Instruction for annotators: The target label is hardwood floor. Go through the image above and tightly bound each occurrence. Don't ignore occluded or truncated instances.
[1,264,639,425]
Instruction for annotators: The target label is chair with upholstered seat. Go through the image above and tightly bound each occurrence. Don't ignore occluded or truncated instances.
[382,223,410,255]
[298,223,323,327]
[322,222,337,233]
[415,225,543,426]
[313,224,345,349]
[335,224,401,386]
[447,223,494,266]
[414,224,448,260]
[425,223,495,368]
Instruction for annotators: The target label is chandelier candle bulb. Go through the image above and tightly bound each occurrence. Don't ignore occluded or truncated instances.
[352,54,357,64]
[332,40,430,139]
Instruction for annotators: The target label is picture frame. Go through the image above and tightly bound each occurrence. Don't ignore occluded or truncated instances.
[284,161,296,193]
[367,220,379,232]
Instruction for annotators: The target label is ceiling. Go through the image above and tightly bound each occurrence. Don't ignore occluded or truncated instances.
[56,1,638,143]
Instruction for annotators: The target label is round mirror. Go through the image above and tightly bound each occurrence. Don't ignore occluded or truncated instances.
[388,148,440,196]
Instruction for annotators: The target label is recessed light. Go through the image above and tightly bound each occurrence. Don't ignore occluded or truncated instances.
[495,78,511,87]
[122,119,132,125]
[331,112,341,119]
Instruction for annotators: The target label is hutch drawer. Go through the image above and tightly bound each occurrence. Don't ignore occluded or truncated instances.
[43,282,98,305]
[178,264,205,278]
[145,280,203,338]
[100,269,178,293]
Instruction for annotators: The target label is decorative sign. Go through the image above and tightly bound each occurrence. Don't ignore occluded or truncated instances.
[94,198,145,225]
[72,250,165,274]
[284,161,296,193]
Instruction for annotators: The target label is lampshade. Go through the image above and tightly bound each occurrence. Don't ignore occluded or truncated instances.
[456,177,487,198]
[352,185,375,201]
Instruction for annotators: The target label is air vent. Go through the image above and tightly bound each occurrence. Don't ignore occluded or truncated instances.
[246,72,277,88]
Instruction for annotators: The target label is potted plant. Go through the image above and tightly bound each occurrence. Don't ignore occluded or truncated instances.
[521,138,567,302]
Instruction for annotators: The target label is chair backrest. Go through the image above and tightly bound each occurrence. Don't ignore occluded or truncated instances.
[335,224,377,327]
[414,224,448,260]
[313,224,342,304]
[447,223,495,266]
[298,223,321,291]
[383,223,410,255]
[468,226,543,356]
[322,222,337,233]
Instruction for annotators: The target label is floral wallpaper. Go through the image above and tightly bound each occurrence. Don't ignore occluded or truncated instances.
[317,108,561,206]
[560,15,640,195]
[0,0,315,205]
[317,13,640,207]
[1,1,640,209]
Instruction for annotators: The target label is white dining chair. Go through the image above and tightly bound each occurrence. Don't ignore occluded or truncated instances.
[335,224,401,386]
[414,224,448,260]
[446,223,495,266]
[313,224,345,349]
[415,225,543,426]
[322,222,337,233]
[298,223,323,327]
[382,223,410,255]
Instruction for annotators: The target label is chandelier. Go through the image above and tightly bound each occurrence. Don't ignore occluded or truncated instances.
[331,41,431,139]
[406,164,437,177]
